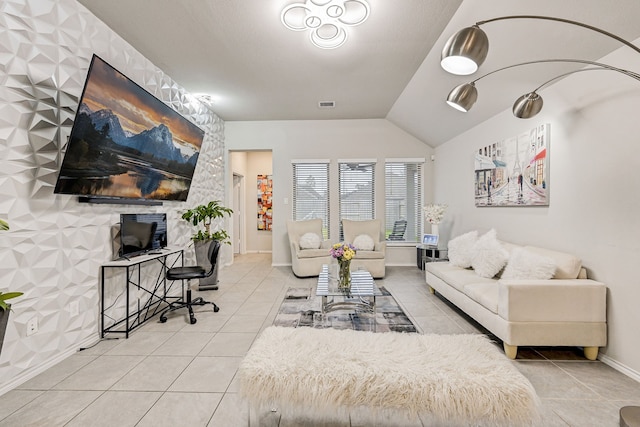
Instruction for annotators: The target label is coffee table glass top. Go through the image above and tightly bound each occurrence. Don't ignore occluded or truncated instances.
[316,264,381,297]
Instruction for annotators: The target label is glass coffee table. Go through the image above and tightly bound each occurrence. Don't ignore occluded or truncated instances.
[316,264,381,314]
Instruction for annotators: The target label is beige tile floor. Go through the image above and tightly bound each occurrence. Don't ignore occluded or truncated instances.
[1,253,639,426]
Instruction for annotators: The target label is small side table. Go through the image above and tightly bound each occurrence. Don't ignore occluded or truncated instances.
[416,244,448,270]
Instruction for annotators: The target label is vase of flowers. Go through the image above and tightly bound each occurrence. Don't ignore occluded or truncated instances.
[329,243,357,290]
[423,204,447,235]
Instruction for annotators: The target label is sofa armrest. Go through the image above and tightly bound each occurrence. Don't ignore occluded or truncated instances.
[498,279,607,323]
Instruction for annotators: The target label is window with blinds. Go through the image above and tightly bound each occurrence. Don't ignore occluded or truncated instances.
[385,161,423,243]
[292,161,330,239]
[338,161,375,240]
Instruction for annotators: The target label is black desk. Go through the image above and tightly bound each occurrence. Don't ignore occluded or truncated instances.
[101,248,184,338]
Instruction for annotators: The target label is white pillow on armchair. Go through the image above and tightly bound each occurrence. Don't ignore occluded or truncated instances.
[299,232,321,249]
[353,234,375,251]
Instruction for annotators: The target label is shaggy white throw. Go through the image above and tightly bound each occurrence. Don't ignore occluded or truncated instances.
[239,326,539,425]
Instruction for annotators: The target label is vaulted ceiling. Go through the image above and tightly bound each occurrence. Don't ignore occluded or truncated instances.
[78,0,640,146]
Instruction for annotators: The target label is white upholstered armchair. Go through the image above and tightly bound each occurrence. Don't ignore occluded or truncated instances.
[287,219,332,277]
[342,219,386,278]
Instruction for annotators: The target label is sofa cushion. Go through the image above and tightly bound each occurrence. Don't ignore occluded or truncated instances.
[299,232,321,249]
[353,234,375,251]
[523,246,582,279]
[463,282,499,314]
[426,262,496,293]
[502,247,556,280]
[471,230,509,278]
[448,231,478,268]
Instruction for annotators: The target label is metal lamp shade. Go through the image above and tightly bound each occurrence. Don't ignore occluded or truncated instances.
[441,26,489,75]
[513,92,544,118]
[446,82,478,112]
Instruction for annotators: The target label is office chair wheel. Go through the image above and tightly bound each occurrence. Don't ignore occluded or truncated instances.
[190,315,197,325]
[213,305,220,313]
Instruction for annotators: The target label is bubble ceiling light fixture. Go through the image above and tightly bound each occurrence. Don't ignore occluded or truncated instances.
[281,0,370,49]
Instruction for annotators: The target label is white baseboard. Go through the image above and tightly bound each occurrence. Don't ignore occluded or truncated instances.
[0,333,99,397]
[599,353,640,383]
[245,250,273,254]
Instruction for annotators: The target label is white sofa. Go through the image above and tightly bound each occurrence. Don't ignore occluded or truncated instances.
[425,237,607,360]
[287,219,332,277]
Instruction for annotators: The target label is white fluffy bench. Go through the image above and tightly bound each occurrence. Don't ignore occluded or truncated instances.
[238,326,539,425]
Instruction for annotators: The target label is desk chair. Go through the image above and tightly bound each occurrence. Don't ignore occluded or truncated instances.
[159,240,221,325]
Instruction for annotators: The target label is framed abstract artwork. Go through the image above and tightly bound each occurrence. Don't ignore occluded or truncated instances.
[257,174,273,230]
[475,123,549,207]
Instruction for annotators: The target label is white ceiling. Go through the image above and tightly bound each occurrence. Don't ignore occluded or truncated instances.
[78,0,640,147]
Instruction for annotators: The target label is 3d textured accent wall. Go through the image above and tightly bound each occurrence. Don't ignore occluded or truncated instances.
[0,0,224,391]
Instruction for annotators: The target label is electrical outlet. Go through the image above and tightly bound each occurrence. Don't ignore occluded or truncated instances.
[26,317,38,336]
[69,301,79,317]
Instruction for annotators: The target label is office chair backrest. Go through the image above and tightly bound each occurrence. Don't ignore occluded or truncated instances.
[205,240,221,277]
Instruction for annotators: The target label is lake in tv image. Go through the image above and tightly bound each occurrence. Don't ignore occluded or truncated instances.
[54,55,204,201]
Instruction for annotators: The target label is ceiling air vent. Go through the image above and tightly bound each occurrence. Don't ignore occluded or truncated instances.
[318,101,335,109]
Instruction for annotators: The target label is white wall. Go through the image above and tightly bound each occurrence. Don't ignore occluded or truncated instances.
[434,43,640,376]
[0,0,226,394]
[225,119,435,267]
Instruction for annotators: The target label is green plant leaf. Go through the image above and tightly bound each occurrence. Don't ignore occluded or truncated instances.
[0,291,23,311]
[181,200,233,243]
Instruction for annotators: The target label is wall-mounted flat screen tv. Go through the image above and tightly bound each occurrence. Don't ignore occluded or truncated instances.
[54,54,204,203]
[119,213,168,258]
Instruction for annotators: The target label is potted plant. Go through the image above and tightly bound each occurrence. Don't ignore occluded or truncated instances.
[1,219,23,354]
[181,201,233,290]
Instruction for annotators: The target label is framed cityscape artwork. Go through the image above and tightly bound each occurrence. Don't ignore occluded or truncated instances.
[257,174,273,230]
[475,123,549,207]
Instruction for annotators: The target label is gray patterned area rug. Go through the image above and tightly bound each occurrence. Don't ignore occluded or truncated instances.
[273,287,417,333]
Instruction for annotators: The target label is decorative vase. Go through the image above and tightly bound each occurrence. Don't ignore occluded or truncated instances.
[431,223,439,236]
[338,259,351,290]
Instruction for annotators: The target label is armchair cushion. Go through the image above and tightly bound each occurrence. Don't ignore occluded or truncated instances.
[298,248,330,259]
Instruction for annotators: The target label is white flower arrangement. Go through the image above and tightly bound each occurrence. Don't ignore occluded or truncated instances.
[423,203,447,225]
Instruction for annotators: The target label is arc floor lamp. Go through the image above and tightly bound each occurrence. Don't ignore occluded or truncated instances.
[440,15,640,118]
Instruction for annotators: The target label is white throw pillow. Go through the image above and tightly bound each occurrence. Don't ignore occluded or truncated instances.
[447,230,478,268]
[299,232,321,250]
[471,229,509,278]
[353,234,375,251]
[502,247,557,280]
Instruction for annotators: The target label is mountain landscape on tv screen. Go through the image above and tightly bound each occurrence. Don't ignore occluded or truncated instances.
[55,103,200,201]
